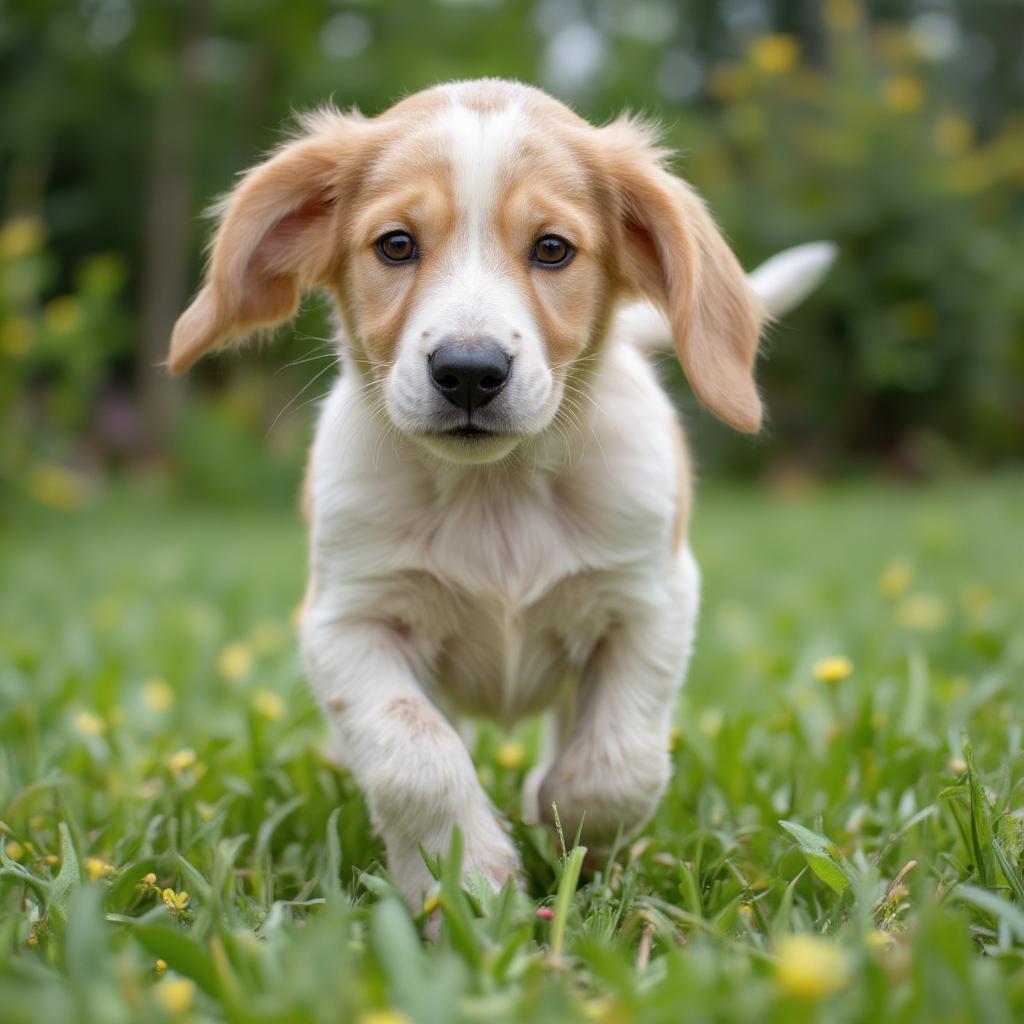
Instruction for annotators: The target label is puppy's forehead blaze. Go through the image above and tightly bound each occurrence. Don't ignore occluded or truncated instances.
[357,102,600,248]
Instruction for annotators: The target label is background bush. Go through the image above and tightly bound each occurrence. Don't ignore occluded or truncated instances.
[2,0,1022,505]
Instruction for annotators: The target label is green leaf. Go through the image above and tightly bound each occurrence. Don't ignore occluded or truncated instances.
[963,736,995,888]
[993,838,1024,906]
[551,844,587,958]
[900,647,929,735]
[132,923,222,997]
[321,805,344,905]
[954,884,1024,942]
[778,820,851,895]
[174,852,213,905]
[437,828,483,967]
[995,815,1024,862]
[48,822,81,923]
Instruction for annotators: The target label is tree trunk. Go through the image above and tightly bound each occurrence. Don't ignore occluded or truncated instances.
[137,3,205,448]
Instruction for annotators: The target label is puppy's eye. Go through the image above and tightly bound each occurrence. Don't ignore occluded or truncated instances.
[376,231,418,264]
[531,235,574,268]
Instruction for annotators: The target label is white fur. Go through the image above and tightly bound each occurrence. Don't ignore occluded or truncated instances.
[302,341,698,905]
[748,241,837,317]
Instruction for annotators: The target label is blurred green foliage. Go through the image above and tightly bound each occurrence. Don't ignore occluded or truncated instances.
[1,0,1023,503]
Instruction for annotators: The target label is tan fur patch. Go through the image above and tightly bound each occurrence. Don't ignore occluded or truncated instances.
[387,697,444,739]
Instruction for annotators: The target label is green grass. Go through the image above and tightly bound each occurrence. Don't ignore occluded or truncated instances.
[2,475,1024,1022]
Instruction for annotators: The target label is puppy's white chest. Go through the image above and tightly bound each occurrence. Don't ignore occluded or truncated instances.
[414,477,603,722]
[429,574,608,724]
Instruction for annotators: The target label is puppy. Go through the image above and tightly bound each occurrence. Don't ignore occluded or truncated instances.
[167,79,833,910]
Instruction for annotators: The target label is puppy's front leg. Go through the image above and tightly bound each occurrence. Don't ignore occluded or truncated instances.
[539,550,700,849]
[301,607,519,909]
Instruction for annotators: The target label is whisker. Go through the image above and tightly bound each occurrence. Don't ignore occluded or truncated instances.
[266,358,340,437]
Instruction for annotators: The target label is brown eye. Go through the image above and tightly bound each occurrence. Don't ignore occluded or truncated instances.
[376,230,418,264]
[532,234,574,268]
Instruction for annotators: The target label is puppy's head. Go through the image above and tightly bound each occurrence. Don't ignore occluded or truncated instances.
[169,80,764,464]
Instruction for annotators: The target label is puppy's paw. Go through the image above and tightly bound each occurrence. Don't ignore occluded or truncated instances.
[386,818,523,925]
[538,744,669,848]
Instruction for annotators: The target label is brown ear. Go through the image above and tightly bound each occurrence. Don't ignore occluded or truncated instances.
[602,118,765,433]
[168,111,365,374]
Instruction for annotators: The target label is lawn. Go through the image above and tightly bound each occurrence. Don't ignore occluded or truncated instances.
[1,475,1023,1022]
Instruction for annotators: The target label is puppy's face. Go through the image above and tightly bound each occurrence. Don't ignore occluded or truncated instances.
[342,88,616,464]
[168,81,764,462]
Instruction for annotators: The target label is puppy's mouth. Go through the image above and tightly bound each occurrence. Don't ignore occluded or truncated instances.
[415,419,522,464]
[441,425,494,440]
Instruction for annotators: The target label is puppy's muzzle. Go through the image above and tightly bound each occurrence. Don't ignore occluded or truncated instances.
[429,339,511,415]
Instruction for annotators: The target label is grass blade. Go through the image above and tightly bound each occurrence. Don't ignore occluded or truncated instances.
[779,820,852,895]
[551,844,587,959]
[963,736,995,888]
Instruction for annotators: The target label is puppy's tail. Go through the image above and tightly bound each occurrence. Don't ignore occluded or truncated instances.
[618,240,837,350]
[747,240,837,318]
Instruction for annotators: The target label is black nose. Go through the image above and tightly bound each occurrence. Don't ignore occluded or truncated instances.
[428,339,511,413]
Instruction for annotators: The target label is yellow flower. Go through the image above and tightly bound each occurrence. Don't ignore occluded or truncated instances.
[252,688,285,721]
[0,215,45,258]
[823,0,863,31]
[84,857,116,881]
[1,316,34,357]
[879,558,913,599]
[4,841,24,861]
[698,709,723,738]
[44,295,82,336]
[45,854,59,866]
[74,710,107,737]
[897,594,950,631]
[707,62,750,102]
[495,741,526,770]
[422,891,440,915]
[154,958,167,975]
[883,76,925,114]
[143,678,175,713]
[161,888,190,912]
[24,462,87,512]
[581,997,614,1020]
[775,934,850,1000]
[750,33,800,75]
[960,584,993,616]
[218,642,253,681]
[934,114,973,155]
[166,748,197,774]
[813,656,854,685]
[143,872,158,886]
[154,977,195,1014]
[249,619,286,654]
[358,1011,413,1024]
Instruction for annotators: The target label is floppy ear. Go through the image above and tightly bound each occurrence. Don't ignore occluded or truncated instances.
[168,112,365,374]
[602,119,765,433]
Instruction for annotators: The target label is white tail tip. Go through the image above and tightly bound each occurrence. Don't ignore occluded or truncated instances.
[748,241,838,318]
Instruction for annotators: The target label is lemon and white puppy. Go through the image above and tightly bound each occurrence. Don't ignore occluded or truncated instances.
[168,79,833,910]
